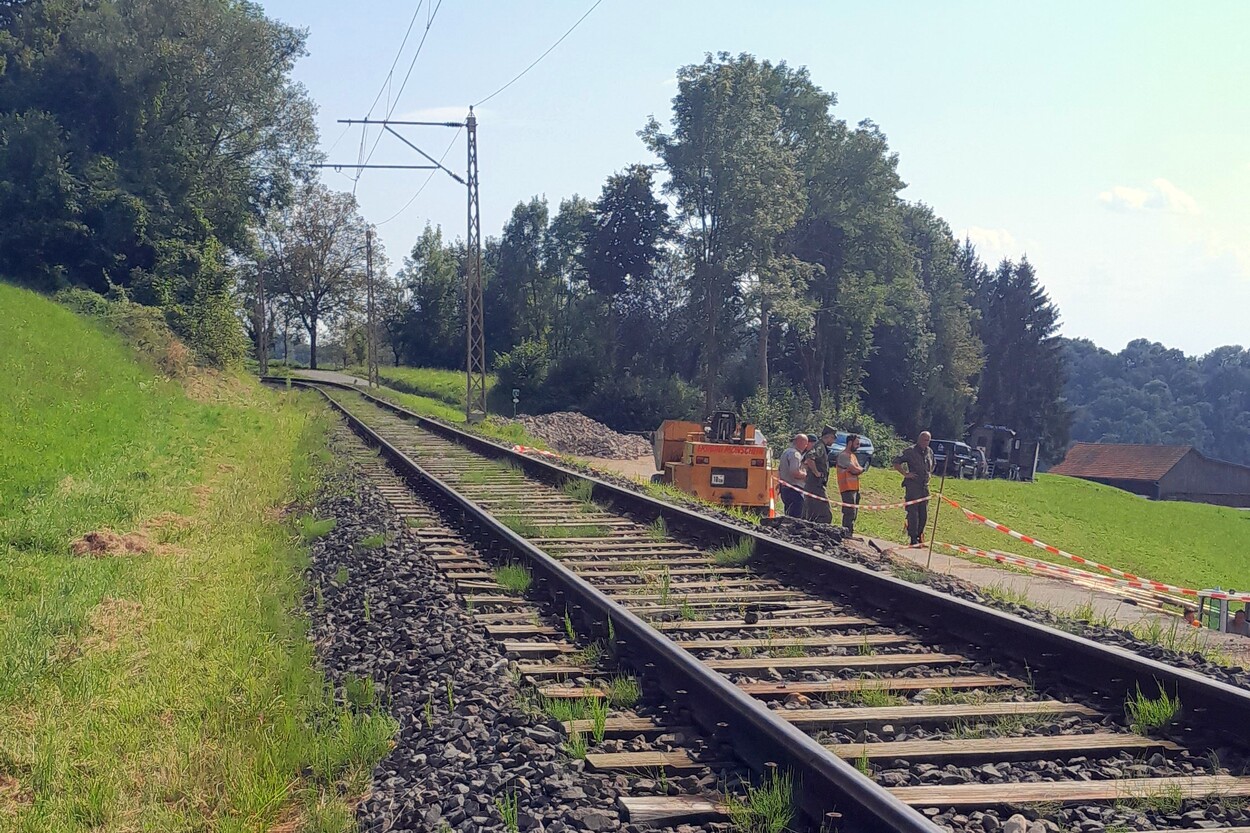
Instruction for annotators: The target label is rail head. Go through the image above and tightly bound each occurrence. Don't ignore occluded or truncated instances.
[271,376,1250,747]
[281,377,938,833]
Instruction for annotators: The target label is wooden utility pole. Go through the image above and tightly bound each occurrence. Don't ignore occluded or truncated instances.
[365,227,379,388]
[255,265,269,376]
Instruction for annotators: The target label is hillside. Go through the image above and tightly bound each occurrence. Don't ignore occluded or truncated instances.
[854,465,1247,594]
[0,284,390,831]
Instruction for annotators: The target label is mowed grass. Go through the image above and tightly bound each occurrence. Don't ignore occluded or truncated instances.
[347,363,498,410]
[0,284,394,832]
[853,464,1248,592]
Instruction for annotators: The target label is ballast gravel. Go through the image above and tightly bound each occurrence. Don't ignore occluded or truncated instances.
[513,412,653,459]
[304,462,726,833]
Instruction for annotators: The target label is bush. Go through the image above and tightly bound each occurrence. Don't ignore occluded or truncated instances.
[584,372,701,432]
[55,288,193,377]
[494,339,550,393]
[740,379,906,461]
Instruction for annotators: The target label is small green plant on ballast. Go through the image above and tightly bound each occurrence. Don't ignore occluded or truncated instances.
[587,695,610,743]
[563,478,594,505]
[724,767,794,833]
[647,516,668,541]
[297,514,336,540]
[500,514,541,538]
[358,532,386,549]
[333,566,349,585]
[712,537,755,567]
[1126,685,1181,734]
[606,675,641,708]
[854,747,871,775]
[563,608,577,642]
[495,788,520,832]
[565,729,588,759]
[494,563,533,594]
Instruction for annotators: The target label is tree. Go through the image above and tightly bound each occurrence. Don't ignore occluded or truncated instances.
[643,52,805,412]
[890,203,983,436]
[395,223,462,369]
[970,254,1070,458]
[264,184,369,369]
[0,0,317,364]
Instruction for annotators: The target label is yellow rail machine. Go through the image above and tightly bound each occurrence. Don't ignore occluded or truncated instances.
[652,411,771,508]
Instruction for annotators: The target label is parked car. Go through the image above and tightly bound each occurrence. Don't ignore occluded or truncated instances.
[931,439,977,477]
[828,431,874,470]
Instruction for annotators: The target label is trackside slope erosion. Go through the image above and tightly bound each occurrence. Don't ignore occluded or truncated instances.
[0,283,392,832]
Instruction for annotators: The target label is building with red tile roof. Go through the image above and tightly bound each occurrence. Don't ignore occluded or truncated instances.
[1050,443,1250,507]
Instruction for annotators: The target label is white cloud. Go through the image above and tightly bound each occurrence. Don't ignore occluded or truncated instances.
[661,76,678,87]
[962,225,1016,251]
[1097,178,1198,214]
[959,226,1024,264]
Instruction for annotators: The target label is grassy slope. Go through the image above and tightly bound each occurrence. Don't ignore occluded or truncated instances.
[347,364,498,410]
[854,465,1247,592]
[0,284,391,832]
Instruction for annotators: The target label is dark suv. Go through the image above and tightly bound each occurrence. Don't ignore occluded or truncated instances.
[931,439,976,477]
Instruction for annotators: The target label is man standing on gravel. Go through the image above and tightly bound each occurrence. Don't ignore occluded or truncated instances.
[893,431,934,546]
[802,433,833,524]
[778,433,809,518]
[835,432,865,537]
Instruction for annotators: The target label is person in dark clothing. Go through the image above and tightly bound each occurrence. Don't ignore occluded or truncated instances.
[892,431,934,545]
[802,432,833,523]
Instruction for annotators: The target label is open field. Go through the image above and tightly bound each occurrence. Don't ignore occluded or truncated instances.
[346,364,498,411]
[0,284,393,832]
[853,464,1247,593]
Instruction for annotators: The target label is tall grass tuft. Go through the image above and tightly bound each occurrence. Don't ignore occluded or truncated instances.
[712,538,755,567]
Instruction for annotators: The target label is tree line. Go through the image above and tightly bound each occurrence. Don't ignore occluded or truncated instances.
[1064,339,1250,467]
[382,54,1070,456]
[2,10,1074,460]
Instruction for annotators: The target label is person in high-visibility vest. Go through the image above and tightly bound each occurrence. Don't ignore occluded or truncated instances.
[835,433,865,536]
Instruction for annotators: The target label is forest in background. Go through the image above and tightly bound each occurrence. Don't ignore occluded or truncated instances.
[4,5,1247,467]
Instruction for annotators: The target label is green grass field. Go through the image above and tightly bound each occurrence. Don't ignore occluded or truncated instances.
[0,284,393,832]
[347,363,498,410]
[853,464,1248,593]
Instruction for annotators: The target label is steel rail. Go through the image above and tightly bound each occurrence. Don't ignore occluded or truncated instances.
[274,376,1250,816]
[273,378,1250,739]
[278,378,935,833]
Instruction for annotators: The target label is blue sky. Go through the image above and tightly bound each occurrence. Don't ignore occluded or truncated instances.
[257,0,1250,355]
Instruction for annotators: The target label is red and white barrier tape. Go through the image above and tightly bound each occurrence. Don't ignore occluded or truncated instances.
[778,479,930,510]
[942,496,1250,602]
[512,444,563,460]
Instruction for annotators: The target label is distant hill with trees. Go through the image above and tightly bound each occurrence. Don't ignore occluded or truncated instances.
[1063,338,1250,467]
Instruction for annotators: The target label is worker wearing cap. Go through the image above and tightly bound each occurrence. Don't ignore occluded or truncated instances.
[835,431,864,537]
[778,433,809,518]
[802,433,833,524]
[893,431,935,546]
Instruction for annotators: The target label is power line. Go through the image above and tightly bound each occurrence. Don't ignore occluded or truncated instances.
[376,127,463,226]
[474,0,605,107]
[358,0,446,176]
[353,1,427,185]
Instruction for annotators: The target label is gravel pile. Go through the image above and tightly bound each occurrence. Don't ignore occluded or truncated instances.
[517,412,653,459]
[305,451,731,832]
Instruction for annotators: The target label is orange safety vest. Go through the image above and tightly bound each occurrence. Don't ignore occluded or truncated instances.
[836,454,860,493]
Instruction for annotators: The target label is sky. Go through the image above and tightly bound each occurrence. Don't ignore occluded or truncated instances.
[256,0,1250,356]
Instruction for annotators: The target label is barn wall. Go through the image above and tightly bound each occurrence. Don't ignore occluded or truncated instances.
[1159,451,1250,504]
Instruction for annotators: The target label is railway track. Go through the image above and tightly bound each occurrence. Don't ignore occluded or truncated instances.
[279,377,1250,833]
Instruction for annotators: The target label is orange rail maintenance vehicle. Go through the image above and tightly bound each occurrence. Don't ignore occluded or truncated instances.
[651,411,772,509]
